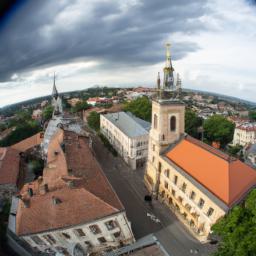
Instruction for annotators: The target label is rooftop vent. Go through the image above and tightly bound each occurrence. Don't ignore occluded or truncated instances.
[67,180,75,188]
[52,197,62,205]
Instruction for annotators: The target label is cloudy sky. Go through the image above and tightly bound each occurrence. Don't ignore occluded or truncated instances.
[0,0,256,107]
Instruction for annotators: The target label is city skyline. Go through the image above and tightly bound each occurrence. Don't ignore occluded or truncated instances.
[0,0,256,107]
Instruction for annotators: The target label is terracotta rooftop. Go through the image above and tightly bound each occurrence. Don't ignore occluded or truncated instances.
[165,135,256,206]
[16,186,118,236]
[16,129,123,235]
[0,147,20,185]
[123,244,166,256]
[64,130,123,210]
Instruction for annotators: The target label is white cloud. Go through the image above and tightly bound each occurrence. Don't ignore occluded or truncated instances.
[1,0,256,106]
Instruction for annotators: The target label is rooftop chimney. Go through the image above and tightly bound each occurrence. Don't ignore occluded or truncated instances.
[52,196,62,205]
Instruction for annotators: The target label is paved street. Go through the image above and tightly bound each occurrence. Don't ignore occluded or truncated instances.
[92,134,217,256]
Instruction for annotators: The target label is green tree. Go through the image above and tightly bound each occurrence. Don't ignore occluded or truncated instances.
[249,110,256,121]
[227,144,243,157]
[42,105,54,121]
[203,115,235,148]
[123,96,152,122]
[0,123,42,147]
[212,189,256,256]
[71,101,90,113]
[87,111,100,131]
[185,109,203,138]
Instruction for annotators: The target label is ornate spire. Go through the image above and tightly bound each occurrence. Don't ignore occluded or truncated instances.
[52,73,58,100]
[163,43,174,91]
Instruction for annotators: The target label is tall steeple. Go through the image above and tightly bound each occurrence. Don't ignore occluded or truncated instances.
[52,73,58,100]
[163,43,174,91]
[51,73,63,116]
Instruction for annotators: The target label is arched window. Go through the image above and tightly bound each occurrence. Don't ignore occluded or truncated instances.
[153,114,158,129]
[170,116,176,131]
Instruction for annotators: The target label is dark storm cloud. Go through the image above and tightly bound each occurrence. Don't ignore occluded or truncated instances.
[0,0,210,82]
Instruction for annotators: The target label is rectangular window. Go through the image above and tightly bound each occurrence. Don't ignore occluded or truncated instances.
[74,229,86,237]
[171,189,175,196]
[43,234,56,245]
[98,237,106,244]
[84,241,92,247]
[198,198,205,209]
[31,236,46,246]
[164,169,170,178]
[61,232,71,239]
[181,182,187,192]
[105,220,116,231]
[153,144,155,151]
[113,231,121,238]
[89,225,101,235]
[164,181,168,189]
[207,207,214,217]
[190,191,196,200]
[174,175,178,185]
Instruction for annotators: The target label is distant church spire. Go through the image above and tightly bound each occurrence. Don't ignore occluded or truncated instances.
[51,73,63,116]
[52,73,58,100]
[176,73,182,98]
[156,72,162,99]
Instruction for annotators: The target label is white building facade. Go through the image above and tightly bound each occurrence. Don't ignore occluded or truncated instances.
[100,112,150,170]
[13,210,133,255]
[233,122,256,146]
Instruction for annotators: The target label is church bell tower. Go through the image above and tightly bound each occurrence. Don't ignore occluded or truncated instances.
[144,43,185,197]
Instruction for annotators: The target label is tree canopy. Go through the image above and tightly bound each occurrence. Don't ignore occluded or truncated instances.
[87,111,100,131]
[42,105,54,121]
[212,189,256,256]
[203,115,235,148]
[123,96,152,122]
[71,100,90,113]
[0,122,41,147]
[249,110,256,121]
[185,109,203,139]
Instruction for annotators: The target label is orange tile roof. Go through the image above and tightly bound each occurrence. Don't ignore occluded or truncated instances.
[165,136,256,206]
[16,129,123,235]
[0,147,20,185]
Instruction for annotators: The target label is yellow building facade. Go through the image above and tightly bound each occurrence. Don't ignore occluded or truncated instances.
[144,98,256,241]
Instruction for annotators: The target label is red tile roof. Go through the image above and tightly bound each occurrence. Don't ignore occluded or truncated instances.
[0,147,20,185]
[16,129,123,235]
[16,186,118,236]
[165,136,256,206]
